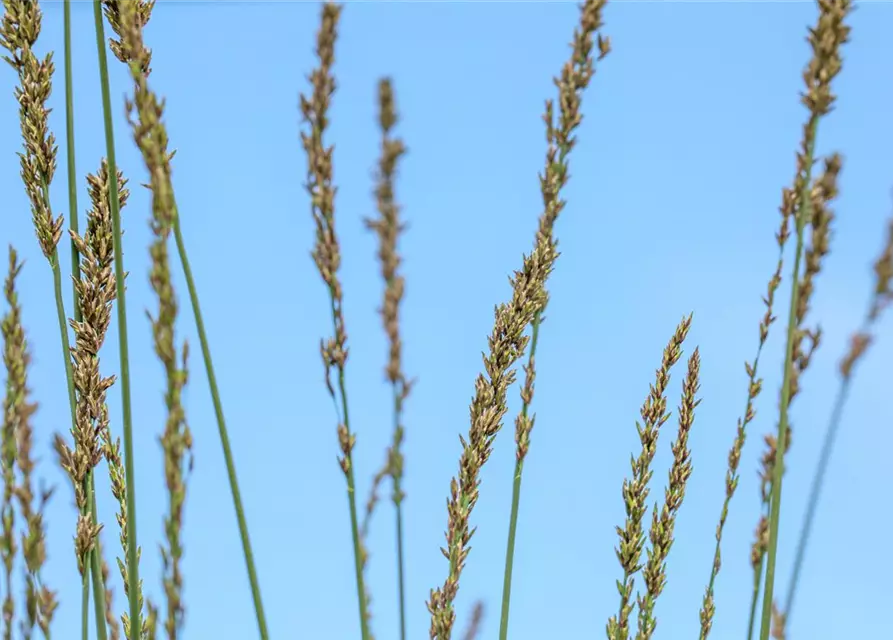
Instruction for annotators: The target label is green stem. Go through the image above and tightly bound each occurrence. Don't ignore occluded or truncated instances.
[784,374,851,619]
[499,316,540,640]
[81,571,88,640]
[746,531,765,640]
[394,480,406,640]
[758,123,816,640]
[170,204,269,639]
[62,5,96,639]
[93,2,141,633]
[88,474,108,640]
[390,383,406,640]
[337,365,370,640]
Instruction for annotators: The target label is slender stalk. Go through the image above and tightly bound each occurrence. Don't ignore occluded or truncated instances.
[498,316,540,640]
[92,1,141,632]
[62,6,108,639]
[782,377,847,618]
[170,206,269,639]
[364,78,409,640]
[760,124,819,640]
[758,181,808,640]
[747,544,765,640]
[300,7,372,637]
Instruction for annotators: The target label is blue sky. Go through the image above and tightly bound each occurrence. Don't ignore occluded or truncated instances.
[1,1,891,638]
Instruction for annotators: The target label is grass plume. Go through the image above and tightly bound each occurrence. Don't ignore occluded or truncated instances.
[636,347,701,639]
[364,76,411,640]
[606,315,691,640]
[3,248,57,639]
[299,4,374,639]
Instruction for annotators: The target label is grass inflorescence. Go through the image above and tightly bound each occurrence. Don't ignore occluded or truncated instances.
[0,0,886,639]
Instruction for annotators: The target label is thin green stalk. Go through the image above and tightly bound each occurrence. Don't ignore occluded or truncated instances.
[170,203,269,639]
[394,467,406,640]
[758,128,816,640]
[92,1,141,632]
[335,334,370,640]
[88,475,108,640]
[498,316,541,640]
[783,375,850,618]
[747,532,765,640]
[62,5,100,639]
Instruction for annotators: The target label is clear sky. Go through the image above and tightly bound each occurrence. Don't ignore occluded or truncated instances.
[1,1,891,638]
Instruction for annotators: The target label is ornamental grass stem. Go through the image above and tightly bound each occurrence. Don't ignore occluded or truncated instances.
[91,1,141,633]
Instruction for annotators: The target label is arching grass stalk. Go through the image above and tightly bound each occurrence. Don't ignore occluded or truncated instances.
[784,212,893,621]
[300,6,372,638]
[758,3,851,638]
[92,1,141,633]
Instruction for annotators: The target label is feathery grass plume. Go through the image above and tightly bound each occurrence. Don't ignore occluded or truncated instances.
[299,5,374,639]
[102,3,269,635]
[698,180,793,640]
[606,315,692,640]
[428,4,609,638]
[782,207,893,624]
[363,76,412,640]
[461,602,484,640]
[0,0,63,264]
[636,347,701,640]
[3,248,57,639]
[110,3,192,636]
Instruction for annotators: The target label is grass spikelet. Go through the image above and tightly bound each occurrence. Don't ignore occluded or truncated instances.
[637,347,701,639]
[299,5,374,639]
[428,3,609,638]
[363,76,411,640]
[607,315,691,640]
[3,248,57,639]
